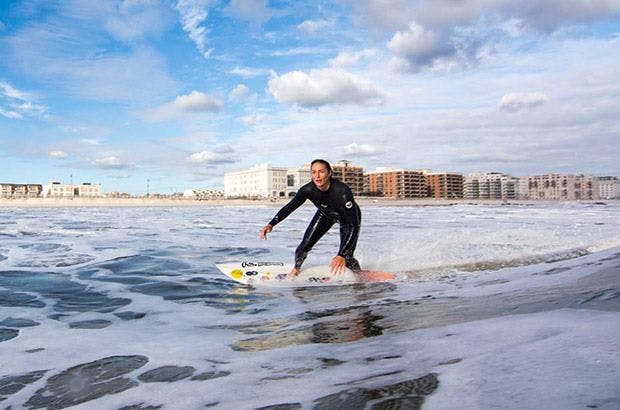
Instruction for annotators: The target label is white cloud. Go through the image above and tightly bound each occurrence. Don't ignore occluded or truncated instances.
[347,0,414,31]
[49,150,68,159]
[298,19,333,34]
[352,0,620,33]
[229,84,249,100]
[353,0,620,73]
[229,66,269,78]
[186,147,235,164]
[268,68,385,108]
[499,92,549,112]
[240,113,268,127]
[82,138,104,146]
[102,0,174,42]
[269,47,328,57]
[329,49,378,68]
[92,156,127,169]
[388,22,454,72]
[174,91,222,112]
[342,143,381,156]
[108,174,132,179]
[6,24,178,102]
[144,91,223,121]
[176,0,214,59]
[0,81,29,100]
[0,108,22,119]
[224,0,272,26]
[0,81,47,119]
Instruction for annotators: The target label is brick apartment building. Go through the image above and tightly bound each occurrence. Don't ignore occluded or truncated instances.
[425,173,464,199]
[365,168,427,198]
[331,161,365,196]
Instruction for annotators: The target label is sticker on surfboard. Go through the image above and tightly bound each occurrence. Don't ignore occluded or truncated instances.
[215,261,396,286]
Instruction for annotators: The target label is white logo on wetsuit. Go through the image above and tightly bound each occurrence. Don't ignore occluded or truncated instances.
[345,201,353,209]
[321,204,328,208]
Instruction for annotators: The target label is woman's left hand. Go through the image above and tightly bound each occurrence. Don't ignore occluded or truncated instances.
[330,255,346,274]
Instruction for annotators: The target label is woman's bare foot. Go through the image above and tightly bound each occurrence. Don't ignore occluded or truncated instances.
[287,267,300,280]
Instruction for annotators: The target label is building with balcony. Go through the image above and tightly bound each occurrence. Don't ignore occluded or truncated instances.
[0,183,43,198]
[597,176,620,199]
[464,172,519,200]
[364,168,427,198]
[43,182,102,198]
[331,161,365,196]
[518,174,599,200]
[224,164,289,199]
[425,172,464,199]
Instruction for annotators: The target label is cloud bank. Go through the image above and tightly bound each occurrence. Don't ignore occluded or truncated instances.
[351,0,620,73]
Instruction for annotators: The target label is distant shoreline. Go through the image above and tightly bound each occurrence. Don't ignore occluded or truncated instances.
[0,197,616,208]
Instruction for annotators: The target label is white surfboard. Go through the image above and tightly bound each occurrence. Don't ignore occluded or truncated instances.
[216,261,395,286]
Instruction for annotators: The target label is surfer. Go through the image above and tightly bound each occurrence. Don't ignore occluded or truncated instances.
[259,159,361,277]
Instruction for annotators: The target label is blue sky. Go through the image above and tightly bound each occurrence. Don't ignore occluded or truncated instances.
[1,0,619,195]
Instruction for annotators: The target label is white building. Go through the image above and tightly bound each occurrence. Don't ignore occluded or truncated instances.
[0,183,43,198]
[43,182,102,198]
[224,164,289,199]
[464,172,519,200]
[285,166,311,197]
[597,176,620,199]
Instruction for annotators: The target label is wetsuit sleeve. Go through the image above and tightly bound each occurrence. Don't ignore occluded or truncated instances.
[267,187,308,227]
[337,186,361,257]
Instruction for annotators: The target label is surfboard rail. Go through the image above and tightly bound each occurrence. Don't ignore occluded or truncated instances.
[216,261,395,286]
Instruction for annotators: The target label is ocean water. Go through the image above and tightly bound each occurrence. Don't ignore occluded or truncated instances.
[1,202,619,409]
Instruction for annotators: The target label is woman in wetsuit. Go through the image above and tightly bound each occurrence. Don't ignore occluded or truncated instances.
[259,159,361,276]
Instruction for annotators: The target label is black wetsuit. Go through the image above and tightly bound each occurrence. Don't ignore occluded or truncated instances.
[268,178,361,272]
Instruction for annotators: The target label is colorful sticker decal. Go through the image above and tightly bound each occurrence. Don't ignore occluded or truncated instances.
[242,261,285,268]
[231,269,243,280]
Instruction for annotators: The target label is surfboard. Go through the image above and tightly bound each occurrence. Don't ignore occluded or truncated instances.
[216,261,396,286]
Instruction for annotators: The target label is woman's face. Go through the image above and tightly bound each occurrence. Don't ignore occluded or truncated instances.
[311,162,332,191]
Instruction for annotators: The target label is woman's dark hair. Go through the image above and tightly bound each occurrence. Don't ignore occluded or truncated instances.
[310,159,332,173]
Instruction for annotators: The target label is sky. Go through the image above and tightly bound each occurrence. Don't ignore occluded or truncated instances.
[1,0,619,195]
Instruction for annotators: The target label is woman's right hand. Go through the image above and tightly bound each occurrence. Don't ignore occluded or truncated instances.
[259,224,273,240]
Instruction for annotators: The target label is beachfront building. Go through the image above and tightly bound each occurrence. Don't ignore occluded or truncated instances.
[286,166,311,197]
[183,189,224,200]
[331,161,365,196]
[0,183,43,198]
[224,164,288,199]
[597,176,620,199]
[464,172,519,200]
[364,168,427,198]
[518,174,599,200]
[425,172,464,199]
[106,192,133,199]
[43,182,102,198]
